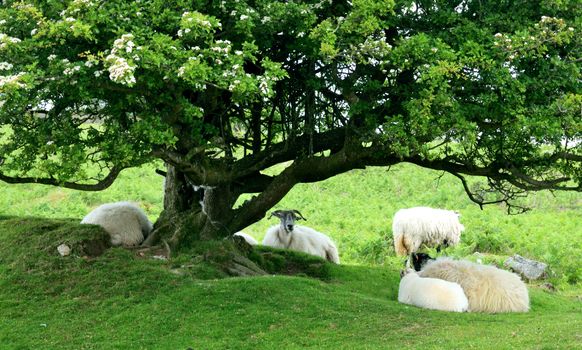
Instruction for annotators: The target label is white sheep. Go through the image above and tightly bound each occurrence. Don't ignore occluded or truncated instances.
[392,207,464,256]
[233,231,258,246]
[81,201,153,247]
[262,210,340,264]
[398,268,469,312]
[418,257,530,313]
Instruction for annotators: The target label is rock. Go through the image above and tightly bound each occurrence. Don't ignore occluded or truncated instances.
[57,244,71,257]
[504,254,547,281]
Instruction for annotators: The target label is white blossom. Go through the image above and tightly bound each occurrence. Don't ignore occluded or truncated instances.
[0,72,26,88]
[63,65,81,76]
[112,34,135,54]
[228,79,241,91]
[0,62,13,70]
[259,78,269,95]
[240,15,249,21]
[31,29,38,36]
[48,54,57,61]
[105,54,136,85]
[65,17,76,23]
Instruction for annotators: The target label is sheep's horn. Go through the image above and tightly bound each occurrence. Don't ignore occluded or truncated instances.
[269,210,282,219]
[292,209,307,221]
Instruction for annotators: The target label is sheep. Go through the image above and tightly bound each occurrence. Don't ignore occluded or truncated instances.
[233,231,258,246]
[406,252,433,272]
[81,201,153,247]
[398,268,469,312]
[418,257,530,313]
[392,207,464,256]
[262,210,340,264]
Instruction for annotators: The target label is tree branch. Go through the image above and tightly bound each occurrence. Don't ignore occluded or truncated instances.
[232,127,347,178]
[0,166,125,191]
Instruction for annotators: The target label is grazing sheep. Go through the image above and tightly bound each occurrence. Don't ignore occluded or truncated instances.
[392,207,464,256]
[233,232,258,246]
[418,257,530,313]
[398,268,469,313]
[262,210,340,264]
[81,201,153,247]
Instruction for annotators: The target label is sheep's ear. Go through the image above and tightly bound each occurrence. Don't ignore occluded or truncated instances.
[270,210,283,219]
[400,269,406,278]
[292,210,307,221]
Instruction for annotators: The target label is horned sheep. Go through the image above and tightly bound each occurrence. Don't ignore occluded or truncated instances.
[262,210,340,264]
[398,268,469,312]
[418,257,530,313]
[81,201,153,247]
[392,207,464,256]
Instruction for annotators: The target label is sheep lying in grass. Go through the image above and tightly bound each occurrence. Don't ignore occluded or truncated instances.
[398,268,469,312]
[81,201,153,247]
[392,207,464,256]
[418,257,530,313]
[262,210,340,264]
[233,232,258,246]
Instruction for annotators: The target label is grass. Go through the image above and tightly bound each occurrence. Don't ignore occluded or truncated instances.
[0,162,581,348]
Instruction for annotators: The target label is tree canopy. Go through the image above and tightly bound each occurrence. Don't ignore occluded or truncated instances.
[1,0,580,242]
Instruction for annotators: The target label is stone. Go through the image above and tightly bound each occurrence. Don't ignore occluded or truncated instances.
[57,244,71,257]
[504,254,548,281]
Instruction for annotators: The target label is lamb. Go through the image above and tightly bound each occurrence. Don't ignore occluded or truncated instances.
[398,268,469,312]
[418,257,530,313]
[81,201,153,247]
[392,207,464,256]
[262,210,340,264]
[233,231,258,246]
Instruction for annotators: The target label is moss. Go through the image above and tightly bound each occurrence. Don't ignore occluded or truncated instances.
[251,246,332,280]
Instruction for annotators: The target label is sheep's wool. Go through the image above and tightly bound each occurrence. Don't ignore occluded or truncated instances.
[263,225,340,264]
[393,207,464,256]
[419,258,530,313]
[81,201,153,247]
[233,232,258,246]
[398,271,469,312]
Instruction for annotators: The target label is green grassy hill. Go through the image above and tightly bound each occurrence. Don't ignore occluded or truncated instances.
[0,163,580,349]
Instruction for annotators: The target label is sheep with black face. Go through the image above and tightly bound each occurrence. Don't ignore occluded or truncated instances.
[262,210,340,264]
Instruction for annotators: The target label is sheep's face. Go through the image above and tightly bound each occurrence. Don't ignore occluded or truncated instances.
[270,210,306,234]
[410,253,434,271]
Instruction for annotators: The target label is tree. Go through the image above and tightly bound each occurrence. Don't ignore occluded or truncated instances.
[1,0,580,248]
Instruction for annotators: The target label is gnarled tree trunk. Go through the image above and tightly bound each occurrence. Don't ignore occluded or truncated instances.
[144,164,237,249]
